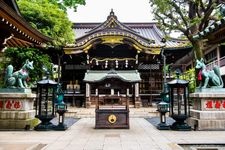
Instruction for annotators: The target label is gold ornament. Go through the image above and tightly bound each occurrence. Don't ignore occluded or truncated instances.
[108,114,117,124]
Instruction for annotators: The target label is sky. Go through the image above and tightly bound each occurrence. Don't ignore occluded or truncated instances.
[67,0,154,23]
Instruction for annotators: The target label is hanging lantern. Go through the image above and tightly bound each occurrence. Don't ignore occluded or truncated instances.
[115,60,118,68]
[125,59,128,68]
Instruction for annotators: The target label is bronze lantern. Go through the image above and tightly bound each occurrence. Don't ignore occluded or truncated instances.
[34,77,57,131]
[167,73,191,131]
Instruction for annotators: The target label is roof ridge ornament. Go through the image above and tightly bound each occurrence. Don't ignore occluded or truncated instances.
[108,9,117,20]
[110,9,114,15]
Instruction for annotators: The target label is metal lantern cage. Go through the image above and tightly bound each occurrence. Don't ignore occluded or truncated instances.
[34,78,58,131]
[167,73,191,131]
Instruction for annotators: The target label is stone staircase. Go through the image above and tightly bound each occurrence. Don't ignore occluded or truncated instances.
[65,106,159,118]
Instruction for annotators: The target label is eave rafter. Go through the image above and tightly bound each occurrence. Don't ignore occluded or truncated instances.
[0,1,52,47]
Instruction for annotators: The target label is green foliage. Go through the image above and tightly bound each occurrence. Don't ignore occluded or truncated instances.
[150,0,220,34]
[4,47,52,85]
[180,68,196,93]
[17,0,75,46]
[150,0,221,59]
[49,0,86,12]
[0,56,10,87]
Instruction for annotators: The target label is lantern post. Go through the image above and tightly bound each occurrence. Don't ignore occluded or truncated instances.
[157,38,170,130]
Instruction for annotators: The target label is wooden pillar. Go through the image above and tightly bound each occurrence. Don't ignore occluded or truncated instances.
[95,88,99,109]
[135,54,139,69]
[134,82,141,108]
[217,45,220,66]
[126,88,129,96]
[85,83,91,108]
[95,88,98,96]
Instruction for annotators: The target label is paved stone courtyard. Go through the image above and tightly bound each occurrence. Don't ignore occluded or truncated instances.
[1,116,225,150]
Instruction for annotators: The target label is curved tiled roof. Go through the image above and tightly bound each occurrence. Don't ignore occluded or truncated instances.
[73,22,187,49]
[64,10,190,58]
[68,10,188,52]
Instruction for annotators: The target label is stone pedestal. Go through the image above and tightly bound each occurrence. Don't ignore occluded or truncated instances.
[85,101,91,108]
[135,101,141,108]
[0,90,36,130]
[189,90,225,130]
[135,97,141,108]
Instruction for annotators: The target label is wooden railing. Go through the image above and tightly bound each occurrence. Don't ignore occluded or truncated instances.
[206,56,225,70]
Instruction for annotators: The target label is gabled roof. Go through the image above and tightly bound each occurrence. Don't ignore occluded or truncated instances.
[65,10,188,54]
[86,10,139,36]
[0,0,52,48]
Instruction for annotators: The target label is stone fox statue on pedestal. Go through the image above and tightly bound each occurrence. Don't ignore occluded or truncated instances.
[4,60,34,88]
[195,58,223,88]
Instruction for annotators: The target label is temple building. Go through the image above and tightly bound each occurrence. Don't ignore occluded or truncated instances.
[62,10,191,108]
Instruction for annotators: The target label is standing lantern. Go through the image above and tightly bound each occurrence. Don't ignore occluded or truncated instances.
[167,72,191,131]
[157,101,170,130]
[35,77,57,131]
[54,83,68,131]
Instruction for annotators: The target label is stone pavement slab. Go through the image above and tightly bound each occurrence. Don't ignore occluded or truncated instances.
[0,118,225,150]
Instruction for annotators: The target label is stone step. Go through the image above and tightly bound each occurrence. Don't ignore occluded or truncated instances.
[65,107,159,118]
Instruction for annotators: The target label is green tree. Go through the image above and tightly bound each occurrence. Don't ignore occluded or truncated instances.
[4,47,52,85]
[149,0,222,60]
[180,68,196,93]
[17,0,75,46]
[49,0,86,12]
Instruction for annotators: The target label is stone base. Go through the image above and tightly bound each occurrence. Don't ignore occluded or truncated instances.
[0,88,32,93]
[0,110,35,119]
[0,118,38,130]
[188,117,225,131]
[188,109,225,130]
[190,109,225,120]
[86,101,92,108]
[0,92,36,130]
[190,91,225,130]
[195,87,225,93]
[135,101,141,108]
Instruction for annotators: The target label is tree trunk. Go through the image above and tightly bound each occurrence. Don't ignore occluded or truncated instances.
[191,40,204,60]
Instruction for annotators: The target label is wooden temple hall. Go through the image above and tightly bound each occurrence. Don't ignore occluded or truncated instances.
[62,10,191,108]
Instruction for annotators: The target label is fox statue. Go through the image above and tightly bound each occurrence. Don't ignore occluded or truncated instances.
[195,58,223,88]
[4,59,34,88]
